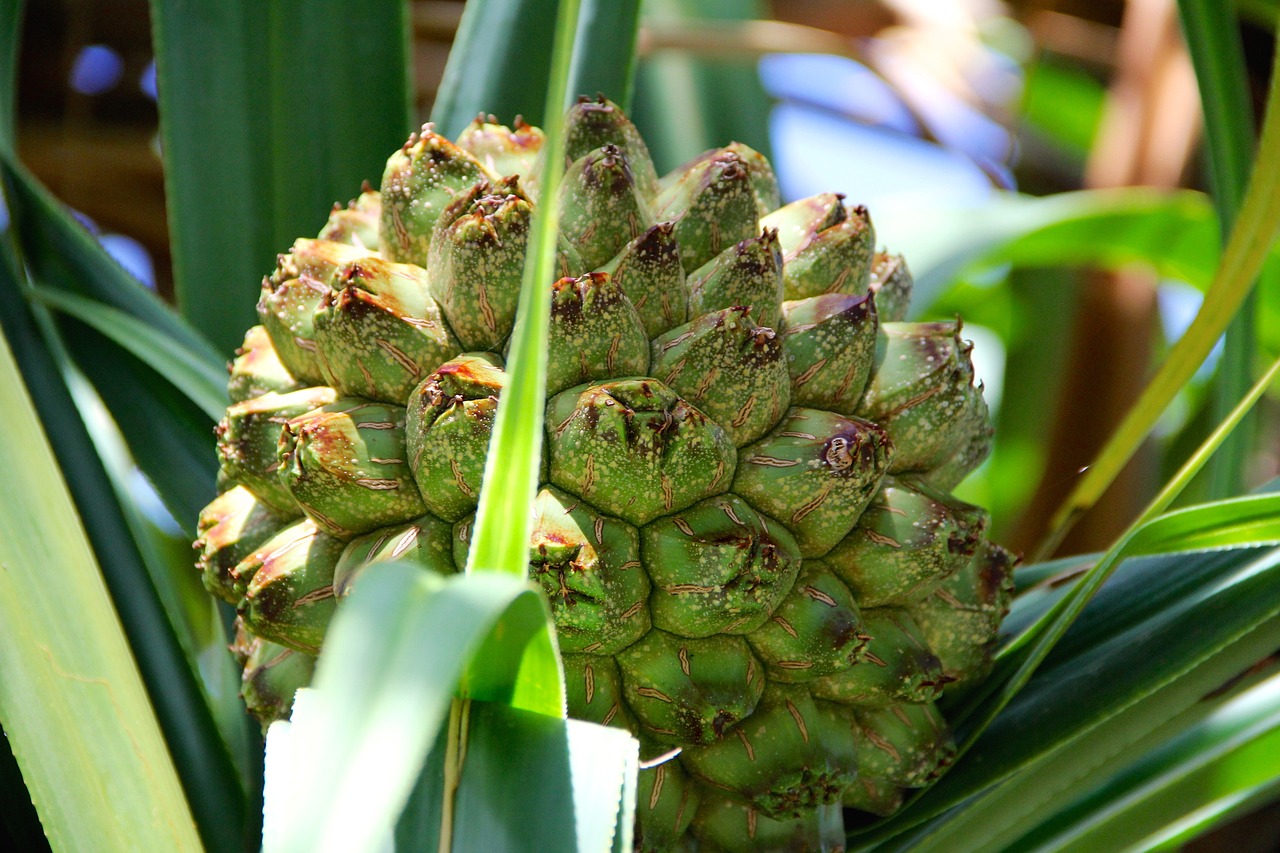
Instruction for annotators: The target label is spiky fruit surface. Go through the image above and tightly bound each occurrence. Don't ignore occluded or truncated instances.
[199,96,1013,850]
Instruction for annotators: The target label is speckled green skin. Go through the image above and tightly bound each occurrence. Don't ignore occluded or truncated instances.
[782,292,878,415]
[808,609,944,706]
[858,321,983,474]
[744,558,867,684]
[318,189,381,249]
[195,485,291,603]
[869,252,913,322]
[686,228,784,330]
[332,513,457,598]
[682,683,858,819]
[235,519,344,653]
[379,128,494,267]
[404,353,506,521]
[559,145,653,270]
[258,239,374,384]
[641,493,801,638]
[216,386,339,516]
[232,624,316,733]
[228,325,302,403]
[313,257,459,403]
[599,222,687,339]
[547,379,737,526]
[654,150,760,273]
[907,541,1016,688]
[634,758,700,852]
[825,477,988,608]
[455,115,545,193]
[541,272,650,396]
[651,306,790,447]
[563,96,661,201]
[733,408,892,558]
[278,400,425,538]
[200,101,1009,849]
[615,629,764,746]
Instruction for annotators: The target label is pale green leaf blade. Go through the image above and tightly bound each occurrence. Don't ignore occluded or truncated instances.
[465,0,579,596]
[451,702,639,852]
[0,248,249,850]
[28,285,226,420]
[262,565,557,853]
[0,305,202,853]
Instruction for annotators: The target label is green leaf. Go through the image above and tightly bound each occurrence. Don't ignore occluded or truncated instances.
[0,290,203,853]
[150,0,412,354]
[0,0,21,154]
[1002,669,1280,852]
[28,285,226,420]
[0,158,223,530]
[465,0,581,585]
[569,0,643,111]
[632,0,773,172]
[452,702,638,852]
[1043,55,1280,549]
[874,189,1222,312]
[433,0,642,137]
[262,564,563,853]
[852,544,1280,851]
[1178,0,1259,499]
[0,248,251,851]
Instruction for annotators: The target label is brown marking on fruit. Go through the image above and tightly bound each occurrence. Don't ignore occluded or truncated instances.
[737,728,756,761]
[785,699,810,742]
[451,459,474,497]
[865,652,887,667]
[865,530,901,548]
[777,660,814,671]
[795,583,835,608]
[369,457,403,466]
[583,662,596,704]
[661,474,674,511]
[620,600,645,620]
[772,615,798,638]
[793,360,825,388]
[792,482,833,525]
[390,527,420,559]
[372,339,416,374]
[747,455,798,468]
[746,806,758,839]
[581,454,597,494]
[355,478,401,491]
[677,646,691,676]
[356,420,397,431]
[636,686,672,703]
[864,729,900,761]
[731,396,756,429]
[667,584,716,595]
[294,585,335,607]
[649,764,666,810]
[673,518,694,537]
[601,703,619,727]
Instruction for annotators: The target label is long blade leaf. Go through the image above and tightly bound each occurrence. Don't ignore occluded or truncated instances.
[0,293,203,853]
[150,0,412,354]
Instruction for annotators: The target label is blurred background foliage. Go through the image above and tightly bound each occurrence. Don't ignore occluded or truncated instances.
[5,0,1280,848]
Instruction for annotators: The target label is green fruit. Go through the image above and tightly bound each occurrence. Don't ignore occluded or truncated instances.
[196,100,1008,848]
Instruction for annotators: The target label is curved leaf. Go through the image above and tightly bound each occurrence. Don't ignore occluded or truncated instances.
[28,285,226,420]
[262,565,563,853]
[1004,669,1280,852]
[0,295,202,853]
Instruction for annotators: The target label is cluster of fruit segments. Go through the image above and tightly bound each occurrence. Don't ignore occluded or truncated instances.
[195,97,1014,851]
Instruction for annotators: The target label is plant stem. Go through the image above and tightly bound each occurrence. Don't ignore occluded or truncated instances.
[1177,0,1258,500]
